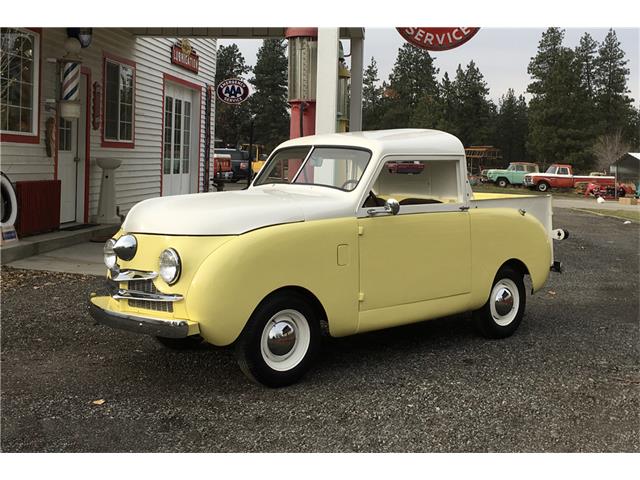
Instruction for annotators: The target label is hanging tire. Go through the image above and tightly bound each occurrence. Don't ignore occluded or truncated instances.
[235,291,321,387]
[496,178,509,188]
[472,266,526,339]
[536,181,550,192]
[1,171,18,228]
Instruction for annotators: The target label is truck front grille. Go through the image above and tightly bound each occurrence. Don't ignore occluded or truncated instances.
[127,280,174,313]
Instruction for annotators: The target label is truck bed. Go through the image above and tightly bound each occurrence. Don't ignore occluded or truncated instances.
[470,192,555,263]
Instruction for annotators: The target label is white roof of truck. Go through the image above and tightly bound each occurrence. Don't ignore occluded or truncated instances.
[277,129,465,157]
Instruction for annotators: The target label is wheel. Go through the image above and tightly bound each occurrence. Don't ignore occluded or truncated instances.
[155,335,203,350]
[472,266,526,339]
[235,291,321,387]
[496,178,509,188]
[1,171,18,228]
[536,181,550,192]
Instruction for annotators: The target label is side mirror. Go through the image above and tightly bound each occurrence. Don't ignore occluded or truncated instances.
[386,198,400,215]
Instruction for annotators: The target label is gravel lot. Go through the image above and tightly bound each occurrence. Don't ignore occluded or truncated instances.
[1,209,638,452]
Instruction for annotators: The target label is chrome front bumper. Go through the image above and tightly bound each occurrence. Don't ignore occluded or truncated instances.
[89,297,196,338]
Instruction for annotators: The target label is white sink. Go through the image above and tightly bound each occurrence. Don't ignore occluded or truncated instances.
[96,157,122,169]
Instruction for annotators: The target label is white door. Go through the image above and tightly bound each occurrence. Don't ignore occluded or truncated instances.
[163,83,197,196]
[58,77,87,224]
[58,117,78,223]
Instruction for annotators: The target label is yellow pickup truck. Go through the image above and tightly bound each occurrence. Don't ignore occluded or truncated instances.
[90,129,567,387]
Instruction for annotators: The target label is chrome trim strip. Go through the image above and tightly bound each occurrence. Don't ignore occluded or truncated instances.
[89,302,190,338]
[110,269,158,282]
[113,289,183,302]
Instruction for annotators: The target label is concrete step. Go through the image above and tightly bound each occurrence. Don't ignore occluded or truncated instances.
[0,224,120,265]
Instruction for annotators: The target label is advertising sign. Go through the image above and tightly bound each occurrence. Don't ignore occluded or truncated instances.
[216,78,250,105]
[396,27,480,51]
[171,39,199,73]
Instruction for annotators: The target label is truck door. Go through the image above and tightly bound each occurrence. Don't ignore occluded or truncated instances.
[357,157,472,313]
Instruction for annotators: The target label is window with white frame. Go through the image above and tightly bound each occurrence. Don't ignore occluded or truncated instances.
[0,28,40,135]
[104,58,134,142]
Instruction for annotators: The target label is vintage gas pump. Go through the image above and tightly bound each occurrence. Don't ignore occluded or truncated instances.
[285,28,317,180]
[337,41,350,133]
[286,28,317,140]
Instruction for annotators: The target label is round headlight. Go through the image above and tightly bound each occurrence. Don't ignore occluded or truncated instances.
[159,248,181,285]
[104,238,117,269]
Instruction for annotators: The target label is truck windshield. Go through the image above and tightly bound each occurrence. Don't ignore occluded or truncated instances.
[254,147,372,191]
[545,166,558,174]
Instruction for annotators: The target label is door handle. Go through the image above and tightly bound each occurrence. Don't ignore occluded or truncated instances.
[74,156,81,163]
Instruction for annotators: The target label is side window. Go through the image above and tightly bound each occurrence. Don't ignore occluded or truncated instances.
[103,57,135,145]
[515,165,525,172]
[0,28,40,136]
[366,159,461,207]
[558,167,569,175]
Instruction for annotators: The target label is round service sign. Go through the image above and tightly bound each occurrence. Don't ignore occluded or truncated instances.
[396,27,480,51]
[216,78,250,105]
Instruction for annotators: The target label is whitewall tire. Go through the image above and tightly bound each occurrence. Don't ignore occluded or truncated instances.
[473,266,526,339]
[1,172,18,228]
[235,291,321,387]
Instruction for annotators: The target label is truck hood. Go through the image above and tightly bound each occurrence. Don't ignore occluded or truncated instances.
[122,185,353,235]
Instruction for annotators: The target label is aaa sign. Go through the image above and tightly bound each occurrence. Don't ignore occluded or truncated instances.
[217,78,250,105]
[396,27,480,51]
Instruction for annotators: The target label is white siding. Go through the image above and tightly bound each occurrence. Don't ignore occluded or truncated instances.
[0,28,217,219]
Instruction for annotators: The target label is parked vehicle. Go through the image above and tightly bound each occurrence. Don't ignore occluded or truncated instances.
[524,164,615,192]
[90,129,567,387]
[212,153,233,181]
[486,162,539,187]
[214,148,250,181]
[386,160,425,174]
[584,182,635,199]
[241,143,269,174]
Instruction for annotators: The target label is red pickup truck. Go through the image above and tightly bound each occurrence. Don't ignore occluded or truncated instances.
[523,164,615,192]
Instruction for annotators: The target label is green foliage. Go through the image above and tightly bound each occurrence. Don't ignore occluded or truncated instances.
[496,89,528,162]
[379,43,439,128]
[249,39,289,152]
[362,57,384,130]
[526,28,636,171]
[215,44,252,147]
[594,29,634,136]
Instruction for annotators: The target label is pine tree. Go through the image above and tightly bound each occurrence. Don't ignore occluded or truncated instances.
[496,89,529,162]
[215,44,252,147]
[527,28,594,169]
[249,39,289,152]
[452,61,496,146]
[362,57,384,130]
[594,29,634,137]
[380,43,439,128]
[574,33,598,98]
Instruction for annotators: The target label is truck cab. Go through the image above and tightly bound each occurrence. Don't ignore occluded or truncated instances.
[486,162,539,187]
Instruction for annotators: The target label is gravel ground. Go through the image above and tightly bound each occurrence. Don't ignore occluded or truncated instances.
[1,209,638,452]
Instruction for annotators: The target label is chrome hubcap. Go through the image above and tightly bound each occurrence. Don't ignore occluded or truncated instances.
[494,287,514,316]
[260,309,311,372]
[489,278,520,327]
[266,320,297,356]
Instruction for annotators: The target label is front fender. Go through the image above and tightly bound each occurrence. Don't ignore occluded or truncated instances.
[186,217,360,346]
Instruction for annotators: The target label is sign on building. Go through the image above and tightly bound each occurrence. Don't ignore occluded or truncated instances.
[171,39,199,73]
[396,27,480,51]
[216,78,250,105]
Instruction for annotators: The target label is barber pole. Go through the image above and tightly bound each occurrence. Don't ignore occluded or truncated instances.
[61,62,80,101]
